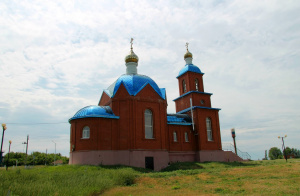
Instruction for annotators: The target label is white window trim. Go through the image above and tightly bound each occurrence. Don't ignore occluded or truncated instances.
[185,132,189,142]
[183,80,187,93]
[145,109,154,139]
[82,126,90,139]
[173,131,177,142]
[206,118,213,141]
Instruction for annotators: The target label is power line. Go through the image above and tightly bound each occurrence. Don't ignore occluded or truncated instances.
[11,143,24,148]
[5,122,68,125]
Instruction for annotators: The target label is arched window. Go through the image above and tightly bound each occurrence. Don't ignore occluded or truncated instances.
[173,131,177,142]
[145,109,153,139]
[82,126,90,139]
[195,78,199,91]
[183,80,187,93]
[185,132,189,142]
[206,118,213,141]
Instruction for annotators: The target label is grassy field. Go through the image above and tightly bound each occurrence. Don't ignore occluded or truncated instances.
[0,159,299,195]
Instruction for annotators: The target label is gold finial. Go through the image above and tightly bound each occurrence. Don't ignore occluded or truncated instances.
[184,42,193,59]
[130,38,134,50]
[186,42,189,51]
[125,38,139,63]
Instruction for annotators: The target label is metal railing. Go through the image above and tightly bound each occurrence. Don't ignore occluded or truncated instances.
[222,143,251,160]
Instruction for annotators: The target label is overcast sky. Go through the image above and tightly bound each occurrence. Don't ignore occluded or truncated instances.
[0,0,299,160]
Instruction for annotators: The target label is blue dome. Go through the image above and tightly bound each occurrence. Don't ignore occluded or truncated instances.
[177,64,202,78]
[107,74,165,99]
[69,105,119,122]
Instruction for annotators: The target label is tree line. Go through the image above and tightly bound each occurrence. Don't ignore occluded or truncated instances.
[2,151,69,166]
[268,147,300,160]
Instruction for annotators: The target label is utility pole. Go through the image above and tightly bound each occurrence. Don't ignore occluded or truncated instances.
[1,123,7,166]
[52,141,56,166]
[231,128,237,155]
[278,135,288,162]
[22,135,29,166]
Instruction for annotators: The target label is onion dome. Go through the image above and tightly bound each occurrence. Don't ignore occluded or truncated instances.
[184,42,193,59]
[125,49,139,63]
[125,38,139,63]
[184,50,193,59]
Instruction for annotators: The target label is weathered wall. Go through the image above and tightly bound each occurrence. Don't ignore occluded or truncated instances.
[69,150,169,171]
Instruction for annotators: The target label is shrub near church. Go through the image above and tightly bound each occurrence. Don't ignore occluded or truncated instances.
[3,152,69,166]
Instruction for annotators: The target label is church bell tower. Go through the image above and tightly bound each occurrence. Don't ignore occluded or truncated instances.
[173,43,222,152]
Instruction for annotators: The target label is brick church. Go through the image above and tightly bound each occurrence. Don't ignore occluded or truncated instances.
[69,40,241,170]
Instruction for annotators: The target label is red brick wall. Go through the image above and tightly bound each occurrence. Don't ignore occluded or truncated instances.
[175,93,212,113]
[167,124,196,151]
[70,118,117,151]
[98,92,111,106]
[195,108,222,150]
[178,72,204,95]
[113,84,167,150]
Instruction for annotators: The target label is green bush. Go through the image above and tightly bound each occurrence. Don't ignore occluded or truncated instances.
[3,152,69,166]
[269,147,282,160]
[111,168,136,186]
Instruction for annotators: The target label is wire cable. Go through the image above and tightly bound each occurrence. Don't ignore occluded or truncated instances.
[5,122,68,125]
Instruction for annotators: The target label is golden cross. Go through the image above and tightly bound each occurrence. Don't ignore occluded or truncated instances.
[185,42,189,51]
[130,38,134,50]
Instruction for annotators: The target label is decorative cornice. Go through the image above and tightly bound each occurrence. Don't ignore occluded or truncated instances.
[173,91,212,101]
[177,106,221,114]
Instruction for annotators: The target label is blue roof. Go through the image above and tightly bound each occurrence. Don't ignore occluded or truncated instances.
[177,64,203,78]
[177,106,221,114]
[69,105,119,122]
[167,114,192,125]
[106,74,165,100]
[173,91,212,101]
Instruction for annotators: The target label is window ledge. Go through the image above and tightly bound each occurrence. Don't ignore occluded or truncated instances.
[145,138,155,140]
[81,137,90,140]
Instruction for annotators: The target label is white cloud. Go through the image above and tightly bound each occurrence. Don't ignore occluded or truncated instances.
[0,0,299,159]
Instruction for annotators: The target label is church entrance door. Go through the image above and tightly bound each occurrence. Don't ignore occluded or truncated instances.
[145,157,154,170]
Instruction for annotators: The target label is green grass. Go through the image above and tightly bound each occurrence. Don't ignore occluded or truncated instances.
[1,159,299,195]
[0,165,139,196]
